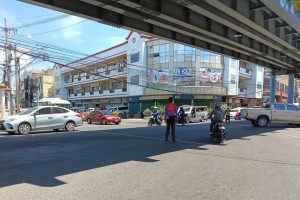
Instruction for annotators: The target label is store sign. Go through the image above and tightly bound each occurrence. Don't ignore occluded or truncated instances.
[180,95,192,99]
[174,68,189,75]
[174,76,195,86]
[128,97,139,101]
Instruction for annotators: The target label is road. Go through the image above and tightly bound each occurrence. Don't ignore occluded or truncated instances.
[1,119,300,200]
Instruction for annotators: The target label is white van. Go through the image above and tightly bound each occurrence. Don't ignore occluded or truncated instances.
[178,105,209,123]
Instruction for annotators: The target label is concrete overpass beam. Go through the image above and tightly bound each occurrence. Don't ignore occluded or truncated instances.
[288,74,295,103]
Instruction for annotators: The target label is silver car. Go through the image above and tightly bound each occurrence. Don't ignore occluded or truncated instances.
[2,106,82,135]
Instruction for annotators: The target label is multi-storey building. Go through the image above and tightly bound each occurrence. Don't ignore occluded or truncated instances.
[54,32,264,113]
[234,61,264,107]
[20,69,54,107]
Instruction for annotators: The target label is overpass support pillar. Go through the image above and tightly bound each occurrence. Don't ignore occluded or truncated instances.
[288,74,295,104]
[270,72,276,104]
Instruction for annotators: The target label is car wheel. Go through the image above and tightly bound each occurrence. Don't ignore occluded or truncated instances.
[7,131,15,135]
[101,119,107,125]
[18,123,31,135]
[200,116,204,122]
[53,129,60,132]
[256,116,268,127]
[65,121,75,131]
[87,118,92,124]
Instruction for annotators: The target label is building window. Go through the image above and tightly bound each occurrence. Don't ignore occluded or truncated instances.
[103,83,110,90]
[112,82,122,89]
[230,74,236,84]
[130,75,139,85]
[130,52,140,63]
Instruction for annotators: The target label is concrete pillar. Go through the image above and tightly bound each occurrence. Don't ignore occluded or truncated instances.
[288,74,295,104]
[0,90,5,119]
[270,72,276,103]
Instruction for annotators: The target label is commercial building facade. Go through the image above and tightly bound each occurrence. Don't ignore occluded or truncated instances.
[54,32,264,113]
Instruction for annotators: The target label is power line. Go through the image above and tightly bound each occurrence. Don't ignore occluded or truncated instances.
[30,20,87,36]
[16,14,70,29]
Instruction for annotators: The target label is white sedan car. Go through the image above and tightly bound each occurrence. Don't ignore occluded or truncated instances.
[2,106,82,135]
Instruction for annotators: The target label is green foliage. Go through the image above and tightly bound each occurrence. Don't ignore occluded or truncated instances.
[156,102,165,116]
[143,108,150,117]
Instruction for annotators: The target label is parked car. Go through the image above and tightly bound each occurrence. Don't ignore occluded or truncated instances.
[229,107,245,119]
[86,110,121,125]
[246,103,300,127]
[107,106,129,118]
[2,106,82,135]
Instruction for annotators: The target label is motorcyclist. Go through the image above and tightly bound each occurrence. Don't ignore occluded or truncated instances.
[208,103,225,135]
[152,106,160,124]
[179,107,185,125]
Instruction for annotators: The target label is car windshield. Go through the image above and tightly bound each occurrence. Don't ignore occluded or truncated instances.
[107,108,115,112]
[101,111,113,116]
[181,107,191,112]
[18,107,39,115]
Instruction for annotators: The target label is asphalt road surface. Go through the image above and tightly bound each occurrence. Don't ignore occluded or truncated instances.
[1,119,300,200]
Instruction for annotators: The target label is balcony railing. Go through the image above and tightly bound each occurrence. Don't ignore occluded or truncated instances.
[239,68,252,79]
[90,91,94,95]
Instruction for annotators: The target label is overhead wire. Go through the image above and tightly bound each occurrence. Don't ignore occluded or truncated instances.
[0,32,269,96]
[29,20,88,36]
[16,14,70,29]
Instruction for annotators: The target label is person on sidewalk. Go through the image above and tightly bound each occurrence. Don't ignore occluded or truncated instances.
[164,97,178,142]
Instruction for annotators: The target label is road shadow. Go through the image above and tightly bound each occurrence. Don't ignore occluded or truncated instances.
[0,120,293,188]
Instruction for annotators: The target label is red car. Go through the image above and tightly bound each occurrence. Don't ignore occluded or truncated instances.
[86,110,121,125]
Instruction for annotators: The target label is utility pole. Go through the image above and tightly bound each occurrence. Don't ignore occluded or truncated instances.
[14,44,21,113]
[2,18,17,114]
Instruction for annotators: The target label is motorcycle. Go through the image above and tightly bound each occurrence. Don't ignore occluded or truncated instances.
[211,120,227,143]
[177,115,187,125]
[148,115,162,126]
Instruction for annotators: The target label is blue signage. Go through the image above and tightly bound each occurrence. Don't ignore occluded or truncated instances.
[128,97,139,101]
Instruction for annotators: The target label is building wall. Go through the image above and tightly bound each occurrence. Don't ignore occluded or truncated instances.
[223,57,239,96]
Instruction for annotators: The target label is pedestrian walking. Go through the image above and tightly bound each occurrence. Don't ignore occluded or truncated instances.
[164,97,178,142]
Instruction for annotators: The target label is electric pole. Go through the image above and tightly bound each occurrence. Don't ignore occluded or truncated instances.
[2,18,17,114]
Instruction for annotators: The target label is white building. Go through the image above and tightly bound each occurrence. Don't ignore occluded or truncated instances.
[54,32,264,113]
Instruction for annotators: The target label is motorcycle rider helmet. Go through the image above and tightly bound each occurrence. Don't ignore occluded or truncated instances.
[215,102,220,108]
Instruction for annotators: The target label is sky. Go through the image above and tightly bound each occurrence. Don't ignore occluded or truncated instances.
[0,0,130,71]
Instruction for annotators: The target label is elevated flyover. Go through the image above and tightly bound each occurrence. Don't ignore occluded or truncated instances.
[19,0,300,102]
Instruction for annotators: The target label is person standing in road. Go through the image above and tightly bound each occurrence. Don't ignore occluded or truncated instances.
[164,97,178,142]
[225,108,230,123]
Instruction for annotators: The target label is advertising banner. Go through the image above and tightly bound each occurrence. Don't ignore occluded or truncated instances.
[199,68,223,86]
[147,69,169,87]
[174,76,195,86]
